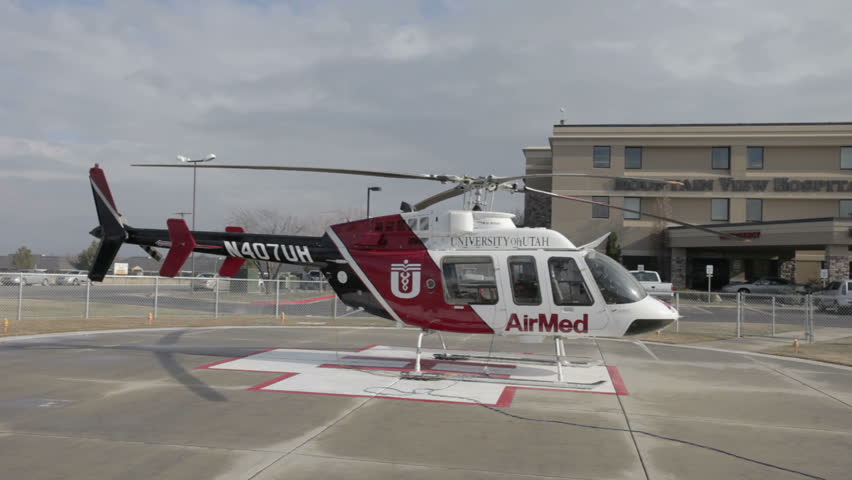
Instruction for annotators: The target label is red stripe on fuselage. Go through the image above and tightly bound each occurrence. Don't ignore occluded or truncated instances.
[331,215,492,334]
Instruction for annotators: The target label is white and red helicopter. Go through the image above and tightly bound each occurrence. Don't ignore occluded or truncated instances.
[88,164,743,383]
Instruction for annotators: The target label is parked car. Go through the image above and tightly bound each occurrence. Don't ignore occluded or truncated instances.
[0,270,51,286]
[629,270,674,297]
[813,280,852,313]
[55,270,89,286]
[191,273,219,291]
[720,277,809,295]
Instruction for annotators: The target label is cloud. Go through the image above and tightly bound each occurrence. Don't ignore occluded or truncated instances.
[2,0,852,254]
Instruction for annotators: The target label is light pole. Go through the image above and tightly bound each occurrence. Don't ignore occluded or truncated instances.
[177,153,216,277]
[366,186,381,218]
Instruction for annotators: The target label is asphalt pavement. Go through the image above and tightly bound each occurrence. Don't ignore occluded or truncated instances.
[0,327,850,479]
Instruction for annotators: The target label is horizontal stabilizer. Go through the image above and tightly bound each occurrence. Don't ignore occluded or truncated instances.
[219,226,247,277]
[159,219,196,277]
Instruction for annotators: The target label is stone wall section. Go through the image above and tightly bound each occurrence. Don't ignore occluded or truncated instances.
[779,260,796,282]
[827,255,849,282]
[670,247,687,288]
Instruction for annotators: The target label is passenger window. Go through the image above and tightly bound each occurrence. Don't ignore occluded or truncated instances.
[508,256,541,305]
[442,256,498,305]
[407,219,417,230]
[419,217,429,231]
[548,257,593,306]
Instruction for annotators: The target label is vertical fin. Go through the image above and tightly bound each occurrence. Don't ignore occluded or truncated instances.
[88,165,128,282]
[218,226,246,277]
[159,219,197,277]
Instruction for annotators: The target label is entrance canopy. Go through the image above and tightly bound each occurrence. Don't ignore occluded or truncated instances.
[667,217,852,250]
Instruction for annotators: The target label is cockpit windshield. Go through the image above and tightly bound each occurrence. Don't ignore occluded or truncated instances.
[585,251,647,304]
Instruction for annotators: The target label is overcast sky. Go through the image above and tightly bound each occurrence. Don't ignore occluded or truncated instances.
[3,0,852,255]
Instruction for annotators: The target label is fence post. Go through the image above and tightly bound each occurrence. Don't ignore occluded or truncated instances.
[771,296,776,337]
[808,294,815,343]
[154,276,159,319]
[675,291,680,333]
[84,279,90,320]
[275,279,281,319]
[16,274,23,321]
[736,292,742,338]
[214,278,220,318]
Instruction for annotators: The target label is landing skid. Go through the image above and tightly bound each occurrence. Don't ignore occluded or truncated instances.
[410,329,604,386]
[400,370,606,390]
[433,353,601,368]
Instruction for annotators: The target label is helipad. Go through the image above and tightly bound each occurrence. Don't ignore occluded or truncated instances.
[197,344,627,405]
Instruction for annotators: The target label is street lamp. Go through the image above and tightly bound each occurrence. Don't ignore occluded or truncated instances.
[177,153,216,277]
[366,186,381,218]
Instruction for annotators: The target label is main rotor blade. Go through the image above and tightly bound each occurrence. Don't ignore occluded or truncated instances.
[498,173,684,185]
[522,186,749,242]
[132,164,455,182]
[412,185,467,211]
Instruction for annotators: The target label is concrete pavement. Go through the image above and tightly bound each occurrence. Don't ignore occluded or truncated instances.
[0,327,849,479]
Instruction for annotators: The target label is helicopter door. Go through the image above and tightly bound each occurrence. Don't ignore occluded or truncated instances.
[501,255,544,333]
[441,255,503,331]
[544,256,608,334]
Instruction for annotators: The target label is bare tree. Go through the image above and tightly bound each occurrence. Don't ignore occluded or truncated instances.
[509,207,525,227]
[226,209,311,281]
[226,207,371,282]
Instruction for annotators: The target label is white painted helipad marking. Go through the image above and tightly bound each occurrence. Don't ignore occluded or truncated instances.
[198,345,625,406]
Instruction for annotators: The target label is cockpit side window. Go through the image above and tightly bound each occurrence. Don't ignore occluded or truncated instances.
[548,257,593,306]
[508,256,541,306]
[442,256,498,305]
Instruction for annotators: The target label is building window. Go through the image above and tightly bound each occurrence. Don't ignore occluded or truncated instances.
[747,147,764,169]
[593,146,611,168]
[840,200,852,217]
[592,196,609,218]
[623,197,641,220]
[746,199,762,222]
[441,256,498,305]
[711,198,729,221]
[712,147,730,169]
[625,147,642,169]
[842,147,852,169]
[508,256,541,306]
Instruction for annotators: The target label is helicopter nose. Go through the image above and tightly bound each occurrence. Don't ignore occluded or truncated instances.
[622,296,678,336]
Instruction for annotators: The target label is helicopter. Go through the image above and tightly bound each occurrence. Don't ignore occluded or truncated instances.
[87,163,744,383]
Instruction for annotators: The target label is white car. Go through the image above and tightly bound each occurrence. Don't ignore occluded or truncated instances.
[813,280,852,314]
[629,270,674,297]
[0,270,51,286]
[191,273,219,291]
[55,270,89,286]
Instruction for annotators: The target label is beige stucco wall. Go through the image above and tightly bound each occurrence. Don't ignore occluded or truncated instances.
[761,146,842,172]
[763,199,840,220]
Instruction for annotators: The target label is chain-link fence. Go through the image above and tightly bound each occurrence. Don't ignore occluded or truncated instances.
[2,272,849,341]
[660,291,740,339]
[648,290,851,343]
[0,273,387,335]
